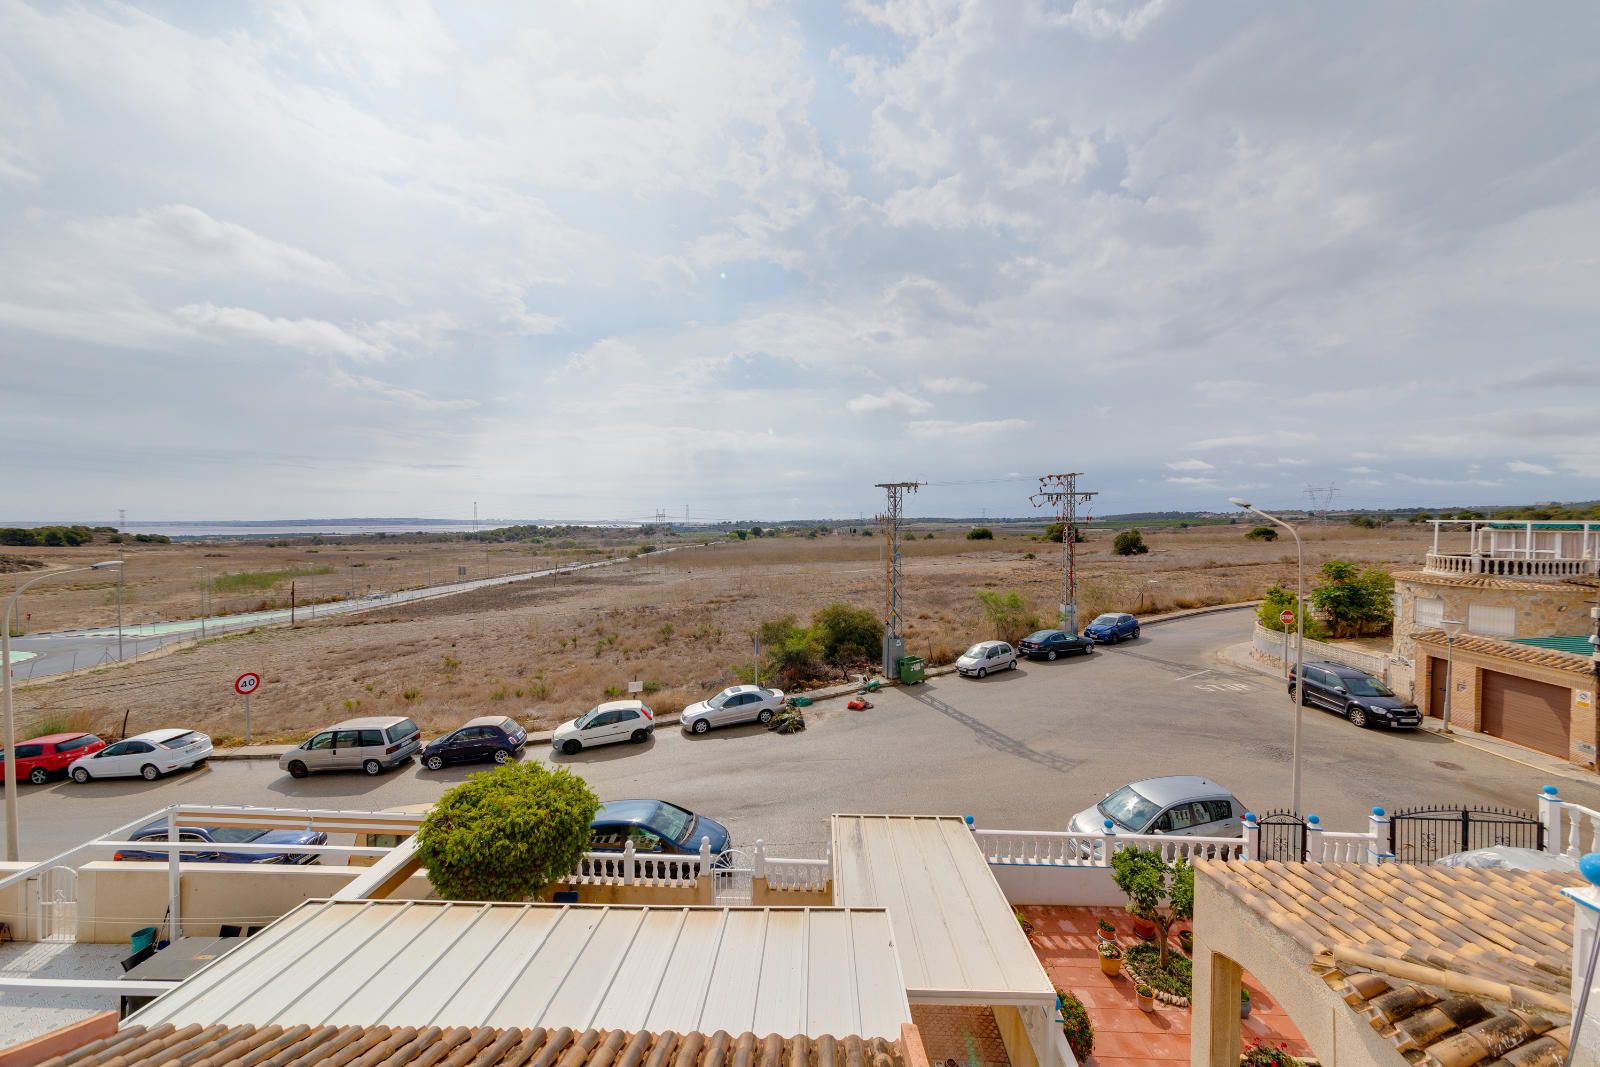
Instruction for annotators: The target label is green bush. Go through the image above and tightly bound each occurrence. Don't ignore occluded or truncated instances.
[1122,942,1193,998]
[1256,585,1324,638]
[1347,514,1382,529]
[966,527,994,540]
[811,602,882,665]
[1245,526,1277,542]
[976,589,1042,645]
[415,763,598,901]
[1056,988,1093,1061]
[749,603,882,684]
[1111,846,1193,973]
[1044,522,1084,544]
[133,533,172,544]
[1112,529,1148,555]
[1309,560,1394,637]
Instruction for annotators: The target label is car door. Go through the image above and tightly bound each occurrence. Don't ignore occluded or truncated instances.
[1194,799,1239,837]
[104,740,154,778]
[582,710,620,745]
[331,729,363,769]
[720,693,753,725]
[1152,802,1202,836]
[614,709,645,740]
[462,727,494,761]
[1304,667,1335,709]
[302,731,336,771]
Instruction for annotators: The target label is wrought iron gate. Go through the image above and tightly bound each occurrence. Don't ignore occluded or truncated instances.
[37,865,77,942]
[1255,810,1307,862]
[1388,806,1543,864]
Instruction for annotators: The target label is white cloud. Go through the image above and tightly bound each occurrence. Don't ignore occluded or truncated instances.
[922,376,985,394]
[1035,0,1171,42]
[1506,460,1554,476]
[1165,475,1221,488]
[1276,457,1309,466]
[174,304,387,361]
[1345,466,1379,474]
[327,366,477,411]
[1188,432,1316,450]
[907,418,1030,438]
[1166,459,1215,472]
[847,389,934,416]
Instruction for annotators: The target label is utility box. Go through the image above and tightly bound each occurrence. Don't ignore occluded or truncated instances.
[897,655,925,685]
[882,636,905,677]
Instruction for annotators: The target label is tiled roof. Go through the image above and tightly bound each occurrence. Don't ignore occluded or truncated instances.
[1412,629,1593,674]
[59,1024,913,1067]
[1512,634,1598,656]
[1394,570,1600,592]
[1198,862,1572,1006]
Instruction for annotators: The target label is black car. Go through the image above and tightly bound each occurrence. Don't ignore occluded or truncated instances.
[1288,661,1420,729]
[420,715,527,770]
[1017,629,1095,661]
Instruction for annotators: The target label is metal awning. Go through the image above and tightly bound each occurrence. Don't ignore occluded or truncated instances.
[831,814,1056,1006]
[128,900,912,1039]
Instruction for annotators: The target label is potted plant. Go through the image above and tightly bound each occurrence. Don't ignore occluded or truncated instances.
[1240,987,1252,1018]
[1178,929,1194,956]
[1136,984,1155,1012]
[1110,847,1194,974]
[1096,918,1117,944]
[1130,913,1157,940]
[1097,941,1122,977]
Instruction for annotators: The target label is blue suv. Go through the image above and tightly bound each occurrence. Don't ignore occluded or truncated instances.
[1083,612,1140,643]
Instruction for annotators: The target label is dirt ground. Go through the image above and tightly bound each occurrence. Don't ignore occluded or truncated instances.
[12,523,1440,745]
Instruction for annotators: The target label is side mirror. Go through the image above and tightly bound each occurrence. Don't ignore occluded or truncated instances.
[1334,686,1347,695]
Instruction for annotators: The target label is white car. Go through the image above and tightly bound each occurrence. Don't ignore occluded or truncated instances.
[69,729,212,782]
[956,640,1018,678]
[681,685,786,734]
[552,700,655,756]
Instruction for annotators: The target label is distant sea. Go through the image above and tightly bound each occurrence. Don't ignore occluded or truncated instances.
[0,519,628,540]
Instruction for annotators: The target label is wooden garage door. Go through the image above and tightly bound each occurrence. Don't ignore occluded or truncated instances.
[1482,671,1571,758]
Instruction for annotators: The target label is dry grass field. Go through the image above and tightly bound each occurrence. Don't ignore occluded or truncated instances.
[12,523,1440,745]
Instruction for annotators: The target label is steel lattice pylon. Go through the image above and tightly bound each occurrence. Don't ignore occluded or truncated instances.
[1031,472,1097,634]
[875,481,922,675]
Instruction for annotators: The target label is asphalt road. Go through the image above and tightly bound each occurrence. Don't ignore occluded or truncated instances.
[9,607,1598,860]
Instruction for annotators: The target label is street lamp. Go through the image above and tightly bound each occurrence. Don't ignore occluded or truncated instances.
[1230,498,1306,816]
[1440,618,1465,734]
[3,561,122,861]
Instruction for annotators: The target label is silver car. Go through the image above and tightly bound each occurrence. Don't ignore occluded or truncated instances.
[681,685,786,734]
[280,716,421,779]
[1069,775,1245,837]
[955,640,1017,678]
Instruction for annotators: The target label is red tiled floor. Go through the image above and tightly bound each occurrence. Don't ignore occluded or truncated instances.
[1022,905,1313,1065]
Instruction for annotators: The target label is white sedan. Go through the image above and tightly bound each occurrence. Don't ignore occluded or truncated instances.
[681,685,786,734]
[69,729,212,782]
[551,701,655,756]
[955,640,1018,678]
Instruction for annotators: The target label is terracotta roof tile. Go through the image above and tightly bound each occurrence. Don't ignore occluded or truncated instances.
[1394,570,1600,592]
[1412,629,1593,674]
[57,1025,912,1067]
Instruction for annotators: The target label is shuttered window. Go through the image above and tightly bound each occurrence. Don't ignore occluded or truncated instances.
[1413,597,1444,627]
[1467,603,1516,638]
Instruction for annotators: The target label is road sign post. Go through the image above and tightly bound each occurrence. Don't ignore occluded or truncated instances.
[1279,609,1295,682]
[234,672,261,743]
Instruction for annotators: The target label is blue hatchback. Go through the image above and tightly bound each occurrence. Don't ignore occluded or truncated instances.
[1083,612,1140,643]
[114,822,328,864]
[588,799,732,857]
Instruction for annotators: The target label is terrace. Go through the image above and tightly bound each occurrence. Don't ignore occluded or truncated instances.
[1424,519,1600,580]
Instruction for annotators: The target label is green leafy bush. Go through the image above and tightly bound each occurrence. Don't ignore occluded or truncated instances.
[1255,585,1325,639]
[416,763,599,901]
[1245,526,1277,542]
[1309,560,1394,637]
[1347,514,1382,529]
[811,602,882,665]
[1055,989,1093,1061]
[976,589,1042,645]
[1112,529,1148,555]
[1111,846,1193,973]
[966,527,994,540]
[747,604,883,684]
[1123,942,1193,998]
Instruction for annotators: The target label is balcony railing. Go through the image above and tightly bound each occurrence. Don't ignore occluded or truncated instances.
[1423,553,1598,579]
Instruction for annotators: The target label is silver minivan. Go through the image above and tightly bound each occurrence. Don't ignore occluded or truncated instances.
[280,716,421,778]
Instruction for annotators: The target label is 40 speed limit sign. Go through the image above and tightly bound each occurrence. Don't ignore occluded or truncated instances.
[234,672,261,695]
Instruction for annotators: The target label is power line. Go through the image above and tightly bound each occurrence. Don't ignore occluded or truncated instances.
[1304,484,1338,523]
[874,481,922,676]
[1030,472,1097,634]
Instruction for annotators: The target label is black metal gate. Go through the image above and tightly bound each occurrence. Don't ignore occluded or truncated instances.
[1255,810,1307,862]
[1388,806,1544,864]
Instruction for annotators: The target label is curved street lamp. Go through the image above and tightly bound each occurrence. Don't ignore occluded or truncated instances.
[3,561,122,861]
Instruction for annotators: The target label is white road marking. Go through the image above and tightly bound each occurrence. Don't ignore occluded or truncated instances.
[1176,669,1211,681]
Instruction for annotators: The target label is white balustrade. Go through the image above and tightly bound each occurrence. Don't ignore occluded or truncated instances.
[973,828,1250,867]
[571,842,706,887]
[1316,832,1372,863]
[764,857,831,891]
[1425,552,1598,579]
[1561,802,1600,858]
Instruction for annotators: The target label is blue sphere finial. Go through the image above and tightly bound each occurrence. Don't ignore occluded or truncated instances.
[963,815,975,828]
[1581,853,1600,888]
[1103,818,1115,832]
[1372,807,1385,817]
[1243,812,1257,824]
[1307,814,1320,826]
[1543,785,1560,797]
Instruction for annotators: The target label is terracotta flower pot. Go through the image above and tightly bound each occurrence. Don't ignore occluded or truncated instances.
[1131,916,1157,940]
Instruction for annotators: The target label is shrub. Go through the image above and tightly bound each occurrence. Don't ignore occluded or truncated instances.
[415,763,598,901]
[1256,585,1324,638]
[811,602,882,665]
[1242,1043,1303,1067]
[1408,512,1432,523]
[1309,560,1394,637]
[603,685,625,698]
[1123,942,1193,998]
[1112,529,1148,555]
[1111,847,1193,972]
[1044,522,1084,543]
[1347,514,1382,529]
[1245,526,1277,542]
[976,589,1042,645]
[133,533,172,543]
[966,527,994,540]
[1056,989,1093,1061]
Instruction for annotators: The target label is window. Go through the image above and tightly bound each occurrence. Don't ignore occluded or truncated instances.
[1467,603,1516,638]
[14,744,43,759]
[335,730,363,749]
[57,735,100,752]
[1161,804,1197,831]
[587,711,617,728]
[101,743,131,757]
[308,733,335,750]
[647,803,696,845]
[122,742,154,754]
[617,710,640,722]
[1199,800,1233,824]
[589,828,628,851]
[158,732,198,749]
[628,827,666,852]
[359,730,384,747]
[1099,786,1160,832]
[385,720,418,743]
[1413,596,1444,627]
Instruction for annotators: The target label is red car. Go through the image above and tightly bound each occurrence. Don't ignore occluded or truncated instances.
[3,733,107,785]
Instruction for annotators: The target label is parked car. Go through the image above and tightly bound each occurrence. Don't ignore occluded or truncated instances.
[1017,629,1095,661]
[588,799,731,856]
[279,716,422,779]
[113,821,328,864]
[956,640,1018,677]
[1083,613,1140,643]
[1288,661,1420,729]
[2,732,106,784]
[68,729,211,783]
[1435,846,1577,873]
[420,715,526,770]
[552,700,655,755]
[1069,776,1245,837]
[680,685,786,734]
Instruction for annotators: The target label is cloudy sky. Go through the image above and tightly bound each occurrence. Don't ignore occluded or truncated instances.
[2,1,1597,522]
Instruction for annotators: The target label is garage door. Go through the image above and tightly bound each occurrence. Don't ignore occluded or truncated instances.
[1482,672,1571,758]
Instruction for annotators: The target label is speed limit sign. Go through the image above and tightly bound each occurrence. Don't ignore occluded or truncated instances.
[234,672,261,695]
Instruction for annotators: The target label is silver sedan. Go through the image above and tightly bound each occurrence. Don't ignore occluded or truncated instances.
[680,685,787,734]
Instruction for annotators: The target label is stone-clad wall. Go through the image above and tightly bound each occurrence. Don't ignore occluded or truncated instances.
[1393,572,1595,662]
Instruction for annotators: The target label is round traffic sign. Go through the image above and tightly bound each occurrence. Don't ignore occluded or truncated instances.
[1279,609,1295,626]
[234,672,261,696]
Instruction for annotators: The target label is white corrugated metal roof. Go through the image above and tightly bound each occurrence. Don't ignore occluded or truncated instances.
[128,901,911,1039]
[831,815,1055,1005]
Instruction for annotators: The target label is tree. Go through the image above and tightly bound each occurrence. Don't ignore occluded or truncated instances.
[1255,584,1321,637]
[1044,523,1084,544]
[811,602,882,665]
[977,589,1041,644]
[1112,529,1148,555]
[415,763,599,901]
[967,527,994,540]
[749,526,764,538]
[1110,847,1193,972]
[1244,526,1277,542]
[1408,513,1432,524]
[1309,560,1394,638]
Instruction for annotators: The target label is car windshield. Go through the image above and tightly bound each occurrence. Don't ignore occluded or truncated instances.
[158,732,198,749]
[1099,785,1161,831]
[1346,676,1395,697]
[576,710,598,728]
[963,644,988,658]
[206,828,267,844]
[648,803,696,845]
[1091,614,1120,626]
[707,690,735,708]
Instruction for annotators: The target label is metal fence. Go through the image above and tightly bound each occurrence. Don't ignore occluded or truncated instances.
[1388,806,1543,864]
[1255,810,1307,862]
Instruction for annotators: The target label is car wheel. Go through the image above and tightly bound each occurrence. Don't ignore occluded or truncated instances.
[757,708,774,725]
[1347,705,1368,728]
[562,739,582,755]
[424,755,444,771]
[493,748,511,764]
[287,760,308,779]
[1132,629,1140,639]
[363,759,383,776]
[1047,650,1058,661]
[140,764,160,781]
[1008,658,1017,670]
[28,768,48,785]
[630,730,648,744]
[977,667,987,678]
[71,767,90,784]
[692,718,710,734]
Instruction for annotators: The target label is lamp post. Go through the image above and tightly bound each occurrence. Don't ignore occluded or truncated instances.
[1440,618,1465,734]
[3,561,123,861]
[1231,498,1306,815]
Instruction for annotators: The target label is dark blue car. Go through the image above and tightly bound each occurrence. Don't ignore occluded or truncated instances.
[588,799,731,857]
[113,822,328,865]
[1083,612,1140,643]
